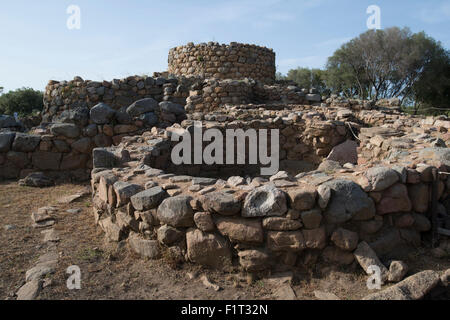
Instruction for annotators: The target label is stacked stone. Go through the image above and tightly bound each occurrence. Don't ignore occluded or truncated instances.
[0,129,91,180]
[0,115,23,132]
[0,99,187,180]
[116,112,349,178]
[168,42,276,84]
[186,79,254,112]
[43,75,192,123]
[90,146,447,271]
[253,84,308,104]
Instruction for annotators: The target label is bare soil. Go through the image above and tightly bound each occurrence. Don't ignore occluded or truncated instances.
[0,181,448,300]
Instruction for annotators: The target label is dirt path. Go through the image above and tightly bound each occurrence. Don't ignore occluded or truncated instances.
[1,181,448,300]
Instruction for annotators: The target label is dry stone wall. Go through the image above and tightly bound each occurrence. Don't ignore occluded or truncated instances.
[0,98,187,181]
[90,134,449,273]
[168,42,276,84]
[43,75,195,123]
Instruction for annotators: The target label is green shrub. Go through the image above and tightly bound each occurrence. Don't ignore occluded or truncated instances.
[0,87,44,116]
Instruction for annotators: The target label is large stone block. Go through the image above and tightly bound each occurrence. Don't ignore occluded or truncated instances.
[0,132,15,152]
[215,217,263,243]
[32,151,62,170]
[12,133,41,152]
[186,228,231,268]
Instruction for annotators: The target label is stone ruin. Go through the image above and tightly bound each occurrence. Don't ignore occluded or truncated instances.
[0,43,449,289]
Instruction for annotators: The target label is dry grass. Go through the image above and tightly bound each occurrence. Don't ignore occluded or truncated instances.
[0,180,448,300]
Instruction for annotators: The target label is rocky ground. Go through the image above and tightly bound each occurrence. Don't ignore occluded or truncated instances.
[1,181,449,300]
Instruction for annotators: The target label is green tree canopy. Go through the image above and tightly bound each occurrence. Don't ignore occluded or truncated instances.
[284,67,328,94]
[324,27,450,107]
[0,87,44,116]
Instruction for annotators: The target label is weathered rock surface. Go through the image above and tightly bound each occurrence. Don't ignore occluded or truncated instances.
[267,231,305,252]
[128,234,161,259]
[193,212,215,232]
[131,187,167,211]
[331,228,359,251]
[50,123,80,138]
[327,140,358,165]
[16,280,42,300]
[242,184,287,217]
[323,179,375,223]
[363,270,441,300]
[215,217,263,243]
[201,192,241,216]
[361,167,399,192]
[186,228,231,268]
[19,172,54,188]
[354,241,389,282]
[388,260,409,283]
[157,195,194,228]
[238,249,271,271]
[288,186,317,211]
[262,217,302,231]
[90,103,116,124]
[113,181,144,207]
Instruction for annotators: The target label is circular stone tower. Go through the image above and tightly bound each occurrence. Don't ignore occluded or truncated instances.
[168,42,276,84]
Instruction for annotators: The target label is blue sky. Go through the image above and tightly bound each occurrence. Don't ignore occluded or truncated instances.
[1,0,449,91]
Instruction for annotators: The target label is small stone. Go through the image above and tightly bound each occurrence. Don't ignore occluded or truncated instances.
[215,217,263,243]
[113,182,144,207]
[130,187,167,211]
[287,186,317,211]
[201,192,241,216]
[186,228,231,268]
[194,212,215,232]
[167,189,182,197]
[388,261,408,283]
[157,225,184,246]
[262,217,302,231]
[317,184,331,209]
[302,227,327,249]
[300,208,322,229]
[227,176,245,187]
[267,231,305,252]
[58,194,83,204]
[32,220,56,228]
[198,186,216,195]
[66,208,82,214]
[354,241,389,283]
[16,280,42,300]
[192,177,217,186]
[238,249,270,271]
[331,228,359,251]
[157,195,194,228]
[41,229,60,243]
[362,167,399,192]
[128,234,160,259]
[25,265,55,282]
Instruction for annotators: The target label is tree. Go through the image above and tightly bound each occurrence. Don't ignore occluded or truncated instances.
[0,87,44,116]
[409,35,450,114]
[324,27,450,108]
[285,67,328,94]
